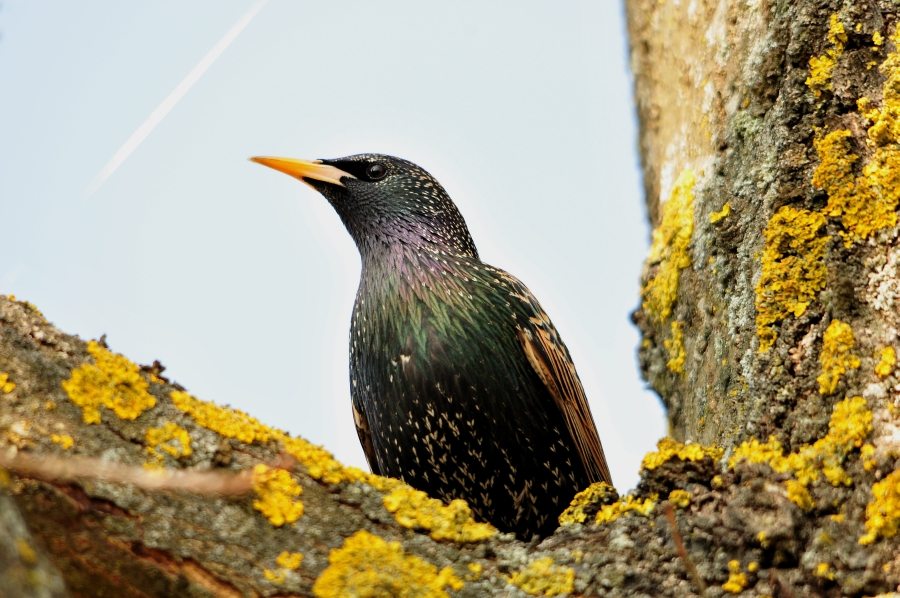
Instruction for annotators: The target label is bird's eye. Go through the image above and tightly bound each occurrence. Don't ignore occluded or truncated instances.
[366,163,387,181]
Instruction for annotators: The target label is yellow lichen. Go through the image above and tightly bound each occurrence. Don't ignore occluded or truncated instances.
[817,320,860,395]
[279,434,366,486]
[0,372,16,394]
[710,202,732,223]
[508,557,575,597]
[785,479,814,511]
[15,537,37,566]
[806,14,847,97]
[875,346,896,378]
[861,443,877,471]
[815,562,836,580]
[382,485,495,542]
[668,489,691,508]
[263,568,287,585]
[49,433,74,450]
[277,551,303,570]
[170,389,492,542]
[755,206,828,352]
[251,464,303,527]
[466,562,482,580]
[62,341,156,424]
[722,560,749,594]
[730,397,872,509]
[730,436,789,471]
[813,128,899,246]
[170,390,273,444]
[558,481,617,525]
[281,434,492,542]
[665,320,686,374]
[861,27,900,146]
[642,169,696,322]
[873,31,884,46]
[263,551,304,585]
[641,437,723,470]
[312,530,463,598]
[756,531,769,547]
[595,494,656,524]
[145,422,192,463]
[812,26,900,246]
[859,470,900,545]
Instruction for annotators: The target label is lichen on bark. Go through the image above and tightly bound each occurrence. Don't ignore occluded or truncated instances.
[1,1,899,595]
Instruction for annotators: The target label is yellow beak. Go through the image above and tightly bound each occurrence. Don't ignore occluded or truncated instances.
[250,156,354,187]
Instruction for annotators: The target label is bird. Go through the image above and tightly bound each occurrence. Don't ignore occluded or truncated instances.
[251,153,612,538]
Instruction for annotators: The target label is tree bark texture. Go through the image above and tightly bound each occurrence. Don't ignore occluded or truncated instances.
[0,1,898,596]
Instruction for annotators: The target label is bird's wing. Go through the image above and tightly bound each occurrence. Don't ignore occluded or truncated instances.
[500,272,612,485]
[352,403,382,476]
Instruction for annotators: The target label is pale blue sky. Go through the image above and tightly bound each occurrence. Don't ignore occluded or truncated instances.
[0,1,664,489]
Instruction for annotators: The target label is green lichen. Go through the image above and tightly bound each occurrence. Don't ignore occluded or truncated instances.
[754,207,828,352]
[642,169,696,323]
[508,557,575,597]
[312,530,463,598]
[62,341,156,424]
[817,320,860,395]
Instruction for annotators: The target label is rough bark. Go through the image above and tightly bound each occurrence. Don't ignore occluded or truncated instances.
[630,0,899,454]
[0,493,67,597]
[0,2,899,596]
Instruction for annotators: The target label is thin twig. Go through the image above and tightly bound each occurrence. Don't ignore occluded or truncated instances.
[0,450,255,496]
[663,501,707,594]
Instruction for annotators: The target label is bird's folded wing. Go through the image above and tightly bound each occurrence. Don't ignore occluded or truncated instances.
[502,274,612,486]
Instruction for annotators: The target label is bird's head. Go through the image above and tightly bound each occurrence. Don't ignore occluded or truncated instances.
[252,153,478,259]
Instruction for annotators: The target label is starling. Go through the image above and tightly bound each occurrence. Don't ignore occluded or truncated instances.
[251,153,612,538]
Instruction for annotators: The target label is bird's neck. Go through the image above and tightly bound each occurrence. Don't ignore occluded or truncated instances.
[358,227,475,272]
[358,238,477,294]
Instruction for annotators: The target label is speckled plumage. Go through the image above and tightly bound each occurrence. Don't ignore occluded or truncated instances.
[257,153,611,539]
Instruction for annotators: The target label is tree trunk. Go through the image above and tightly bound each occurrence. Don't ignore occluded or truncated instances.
[1,2,898,596]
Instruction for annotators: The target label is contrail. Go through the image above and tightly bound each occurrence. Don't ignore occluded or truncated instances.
[85,0,268,196]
